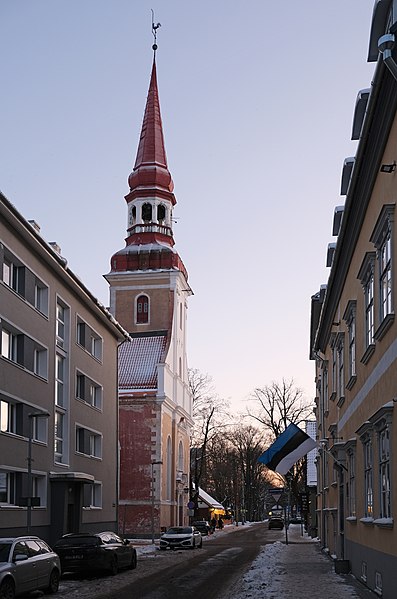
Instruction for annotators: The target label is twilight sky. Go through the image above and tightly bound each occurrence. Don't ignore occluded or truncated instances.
[1,1,376,412]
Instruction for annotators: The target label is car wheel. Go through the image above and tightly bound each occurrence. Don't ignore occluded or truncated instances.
[198,539,203,548]
[109,556,118,576]
[129,551,137,569]
[0,579,15,599]
[46,568,60,594]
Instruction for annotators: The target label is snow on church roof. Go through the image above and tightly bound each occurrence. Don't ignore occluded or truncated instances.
[118,333,167,390]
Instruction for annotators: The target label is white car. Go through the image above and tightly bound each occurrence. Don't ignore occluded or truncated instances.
[159,526,202,550]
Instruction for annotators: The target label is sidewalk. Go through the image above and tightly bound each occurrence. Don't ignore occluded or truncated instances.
[231,523,376,599]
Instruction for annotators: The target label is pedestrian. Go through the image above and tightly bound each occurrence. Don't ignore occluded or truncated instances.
[218,517,224,530]
[210,517,217,533]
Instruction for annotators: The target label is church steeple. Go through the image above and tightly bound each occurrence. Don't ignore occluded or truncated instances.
[109,55,187,279]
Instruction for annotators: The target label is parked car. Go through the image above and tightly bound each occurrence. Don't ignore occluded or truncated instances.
[191,521,212,536]
[268,517,284,530]
[53,532,137,576]
[160,526,202,550]
[0,536,61,599]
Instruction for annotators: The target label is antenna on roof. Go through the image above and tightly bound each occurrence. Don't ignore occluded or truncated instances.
[151,9,161,56]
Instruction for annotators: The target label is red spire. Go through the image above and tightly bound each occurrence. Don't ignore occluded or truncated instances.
[128,59,175,196]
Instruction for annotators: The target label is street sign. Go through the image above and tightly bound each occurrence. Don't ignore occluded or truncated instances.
[187,501,195,509]
[268,488,284,502]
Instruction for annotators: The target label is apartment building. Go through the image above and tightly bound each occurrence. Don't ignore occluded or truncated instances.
[0,191,127,544]
[310,2,397,597]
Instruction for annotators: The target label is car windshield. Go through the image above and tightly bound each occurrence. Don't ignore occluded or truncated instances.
[166,527,192,534]
[0,543,11,563]
[55,536,100,547]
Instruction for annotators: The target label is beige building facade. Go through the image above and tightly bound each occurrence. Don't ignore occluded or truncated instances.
[0,191,127,544]
[310,3,397,597]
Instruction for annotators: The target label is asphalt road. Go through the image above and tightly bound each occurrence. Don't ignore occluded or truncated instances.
[106,522,276,599]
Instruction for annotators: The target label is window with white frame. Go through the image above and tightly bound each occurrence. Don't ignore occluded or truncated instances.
[348,450,356,517]
[56,300,69,348]
[358,252,376,359]
[330,336,337,399]
[76,372,102,409]
[370,204,395,334]
[321,363,329,414]
[76,426,102,458]
[364,438,373,518]
[83,482,102,508]
[55,354,65,407]
[136,295,149,324]
[77,318,103,361]
[0,400,17,434]
[380,233,392,320]
[1,323,48,378]
[336,334,345,402]
[343,301,357,385]
[54,410,65,462]
[379,425,391,518]
[0,471,16,504]
[1,248,48,315]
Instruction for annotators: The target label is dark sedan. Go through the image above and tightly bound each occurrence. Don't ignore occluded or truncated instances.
[53,532,137,576]
[268,517,284,530]
[191,521,212,536]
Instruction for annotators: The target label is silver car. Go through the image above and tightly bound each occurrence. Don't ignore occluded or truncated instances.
[160,526,202,550]
[0,536,61,599]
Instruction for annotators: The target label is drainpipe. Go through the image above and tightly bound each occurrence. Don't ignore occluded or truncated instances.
[378,34,397,81]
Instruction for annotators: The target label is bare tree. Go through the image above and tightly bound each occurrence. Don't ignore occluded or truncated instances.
[247,378,313,438]
[247,378,314,511]
[188,368,229,516]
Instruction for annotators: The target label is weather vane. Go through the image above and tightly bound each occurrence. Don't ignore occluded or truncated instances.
[151,9,161,54]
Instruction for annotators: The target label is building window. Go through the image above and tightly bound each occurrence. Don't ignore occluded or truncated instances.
[330,336,337,399]
[166,436,172,501]
[157,204,166,222]
[1,324,48,378]
[178,441,184,472]
[364,439,373,518]
[370,204,395,335]
[336,334,344,403]
[348,451,356,517]
[365,274,375,347]
[380,233,392,321]
[1,248,48,315]
[54,411,64,462]
[343,301,357,386]
[77,318,102,361]
[0,472,16,505]
[56,302,65,347]
[76,372,102,409]
[136,295,149,324]
[379,426,391,519]
[322,363,329,414]
[55,354,65,407]
[0,401,16,434]
[83,482,102,508]
[76,426,102,458]
[142,203,152,222]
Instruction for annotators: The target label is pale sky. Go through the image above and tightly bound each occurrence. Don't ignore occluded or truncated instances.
[1,1,376,412]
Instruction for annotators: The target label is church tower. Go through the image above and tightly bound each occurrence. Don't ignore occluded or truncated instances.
[104,49,193,536]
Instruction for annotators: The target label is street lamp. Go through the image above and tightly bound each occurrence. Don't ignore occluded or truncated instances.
[151,460,162,544]
[27,411,50,534]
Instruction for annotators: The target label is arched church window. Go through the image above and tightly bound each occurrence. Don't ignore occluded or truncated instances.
[136,295,149,324]
[166,436,172,500]
[157,204,166,222]
[142,203,152,222]
[178,441,184,472]
[128,205,136,227]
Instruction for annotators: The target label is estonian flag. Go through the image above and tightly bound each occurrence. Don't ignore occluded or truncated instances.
[257,423,317,475]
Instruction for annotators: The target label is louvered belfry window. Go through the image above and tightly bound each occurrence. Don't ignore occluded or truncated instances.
[137,295,149,323]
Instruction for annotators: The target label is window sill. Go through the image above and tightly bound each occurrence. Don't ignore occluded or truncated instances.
[373,517,393,528]
[374,313,395,341]
[346,375,357,390]
[359,517,374,525]
[346,516,357,523]
[360,344,375,365]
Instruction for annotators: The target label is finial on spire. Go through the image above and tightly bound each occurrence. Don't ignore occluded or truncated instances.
[151,9,161,55]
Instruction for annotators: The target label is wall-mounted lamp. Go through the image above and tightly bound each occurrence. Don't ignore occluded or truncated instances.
[380,162,396,173]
